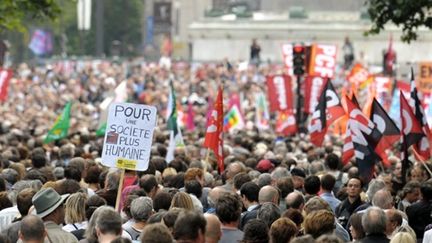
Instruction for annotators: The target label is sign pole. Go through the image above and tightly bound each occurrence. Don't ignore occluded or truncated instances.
[115,169,125,212]
[203,148,210,173]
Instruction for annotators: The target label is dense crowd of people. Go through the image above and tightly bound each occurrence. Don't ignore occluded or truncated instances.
[0,58,430,243]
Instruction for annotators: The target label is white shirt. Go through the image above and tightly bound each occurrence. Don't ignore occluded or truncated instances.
[423,229,432,243]
[247,204,259,212]
[62,221,87,232]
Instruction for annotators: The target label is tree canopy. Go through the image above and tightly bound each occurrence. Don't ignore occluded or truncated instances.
[366,0,432,43]
[0,0,61,32]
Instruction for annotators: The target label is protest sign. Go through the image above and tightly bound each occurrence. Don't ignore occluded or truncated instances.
[419,62,432,93]
[281,43,293,75]
[304,75,326,114]
[266,75,293,112]
[101,102,157,171]
[308,44,337,78]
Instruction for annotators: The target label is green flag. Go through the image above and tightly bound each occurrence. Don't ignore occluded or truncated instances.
[44,102,72,143]
[167,80,178,136]
[166,81,184,163]
[96,122,107,137]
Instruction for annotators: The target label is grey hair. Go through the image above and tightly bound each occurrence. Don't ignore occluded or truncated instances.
[130,196,154,222]
[271,167,290,180]
[2,168,18,185]
[85,206,112,240]
[105,171,119,190]
[9,180,42,205]
[362,206,387,234]
[204,172,214,187]
[95,206,122,235]
[366,179,386,202]
[257,202,281,228]
[371,189,393,209]
[248,170,261,180]
[258,173,272,188]
[308,161,326,175]
[53,167,64,180]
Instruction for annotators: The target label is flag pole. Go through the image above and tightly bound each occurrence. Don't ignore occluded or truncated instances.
[115,169,125,212]
[203,148,210,173]
[422,162,432,177]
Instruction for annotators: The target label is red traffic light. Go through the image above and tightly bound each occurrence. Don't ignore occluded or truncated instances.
[293,45,304,53]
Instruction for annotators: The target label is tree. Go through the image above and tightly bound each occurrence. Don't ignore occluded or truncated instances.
[0,0,60,32]
[366,0,432,43]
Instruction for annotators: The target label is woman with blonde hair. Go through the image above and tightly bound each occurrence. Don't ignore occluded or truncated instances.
[390,232,416,243]
[63,192,88,232]
[170,192,194,210]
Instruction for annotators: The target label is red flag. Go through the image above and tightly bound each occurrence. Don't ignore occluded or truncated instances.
[204,87,224,173]
[385,35,395,75]
[409,69,431,161]
[266,75,293,112]
[304,76,326,114]
[0,68,12,102]
[400,91,424,161]
[345,95,384,182]
[308,80,345,146]
[275,110,297,136]
[342,121,354,165]
[370,98,400,167]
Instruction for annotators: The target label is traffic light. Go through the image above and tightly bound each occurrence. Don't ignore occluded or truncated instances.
[293,44,305,76]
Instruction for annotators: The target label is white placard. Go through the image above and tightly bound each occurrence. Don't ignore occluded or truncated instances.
[101,103,157,171]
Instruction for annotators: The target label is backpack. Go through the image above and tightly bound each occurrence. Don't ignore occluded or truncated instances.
[124,225,141,240]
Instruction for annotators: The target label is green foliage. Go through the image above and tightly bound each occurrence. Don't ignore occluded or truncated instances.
[2,0,144,60]
[366,0,432,43]
[0,0,61,32]
[49,0,144,56]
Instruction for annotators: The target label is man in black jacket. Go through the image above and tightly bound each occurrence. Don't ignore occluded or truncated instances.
[360,207,389,243]
[239,182,260,230]
[406,180,432,241]
[335,177,363,229]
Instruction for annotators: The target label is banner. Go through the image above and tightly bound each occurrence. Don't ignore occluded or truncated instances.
[374,76,393,110]
[266,75,293,112]
[308,44,337,78]
[281,44,293,76]
[304,76,326,114]
[419,62,432,93]
[102,103,157,171]
[0,68,12,102]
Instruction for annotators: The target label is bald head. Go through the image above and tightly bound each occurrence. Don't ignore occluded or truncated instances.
[205,214,222,243]
[226,162,244,180]
[259,185,279,204]
[19,215,46,243]
[362,207,387,234]
[285,191,305,210]
[208,186,227,208]
[372,189,393,209]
